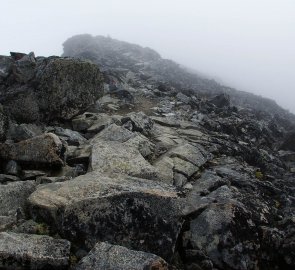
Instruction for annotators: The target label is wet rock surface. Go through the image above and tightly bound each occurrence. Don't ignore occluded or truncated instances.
[0,36,294,269]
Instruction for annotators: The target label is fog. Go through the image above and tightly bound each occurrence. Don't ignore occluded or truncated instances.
[1,0,294,113]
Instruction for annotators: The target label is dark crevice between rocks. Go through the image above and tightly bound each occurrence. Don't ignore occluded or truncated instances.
[172,207,209,269]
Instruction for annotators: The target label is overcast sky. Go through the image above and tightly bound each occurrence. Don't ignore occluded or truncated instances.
[1,0,294,113]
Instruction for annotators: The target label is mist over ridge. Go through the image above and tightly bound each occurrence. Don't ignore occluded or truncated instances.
[0,0,294,113]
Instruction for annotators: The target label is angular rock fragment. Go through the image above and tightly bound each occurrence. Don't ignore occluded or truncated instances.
[121,111,154,136]
[90,138,158,179]
[28,171,183,260]
[0,180,36,216]
[0,232,70,269]
[0,133,64,167]
[0,174,20,183]
[75,242,168,270]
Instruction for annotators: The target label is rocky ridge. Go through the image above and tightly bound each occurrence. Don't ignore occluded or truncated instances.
[0,35,294,270]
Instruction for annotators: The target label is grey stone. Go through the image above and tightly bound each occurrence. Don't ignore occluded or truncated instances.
[53,127,86,146]
[91,123,135,143]
[0,133,64,167]
[0,105,8,142]
[173,172,187,187]
[28,171,183,261]
[21,170,47,180]
[169,143,211,167]
[35,57,104,121]
[121,111,154,136]
[1,86,40,123]
[4,160,21,175]
[0,174,20,183]
[209,93,230,108]
[11,52,36,83]
[7,123,43,142]
[90,139,158,179]
[0,180,36,216]
[176,92,191,104]
[0,55,13,80]
[0,232,70,269]
[75,242,168,270]
[66,144,92,165]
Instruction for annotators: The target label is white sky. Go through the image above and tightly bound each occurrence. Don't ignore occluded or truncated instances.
[1,0,294,113]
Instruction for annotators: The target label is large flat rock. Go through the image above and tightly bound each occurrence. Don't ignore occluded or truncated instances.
[90,134,158,179]
[0,232,70,269]
[75,242,168,270]
[28,171,183,260]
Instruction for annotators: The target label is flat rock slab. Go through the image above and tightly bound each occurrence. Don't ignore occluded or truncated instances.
[0,232,70,269]
[75,242,168,270]
[90,139,158,180]
[28,171,183,261]
[0,133,64,167]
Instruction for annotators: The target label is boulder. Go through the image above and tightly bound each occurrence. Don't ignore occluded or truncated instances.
[0,180,36,216]
[0,55,104,122]
[0,232,70,269]
[1,85,40,123]
[28,171,183,261]
[0,133,65,167]
[75,242,168,270]
[35,57,104,121]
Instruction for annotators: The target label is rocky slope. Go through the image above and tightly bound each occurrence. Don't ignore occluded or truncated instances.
[0,35,294,270]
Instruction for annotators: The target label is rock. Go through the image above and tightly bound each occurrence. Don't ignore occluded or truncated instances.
[0,105,8,142]
[75,242,168,270]
[66,144,92,166]
[0,180,36,216]
[169,143,211,167]
[4,160,21,175]
[53,127,86,146]
[1,85,41,123]
[210,93,230,108]
[35,57,104,121]
[91,123,135,143]
[176,92,191,104]
[0,133,65,167]
[280,131,295,151]
[121,112,154,136]
[110,89,134,103]
[28,171,183,261]
[21,170,47,180]
[0,174,20,183]
[7,123,43,142]
[1,55,104,122]
[90,139,158,179]
[11,52,36,83]
[174,172,187,187]
[0,55,13,81]
[0,232,70,269]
